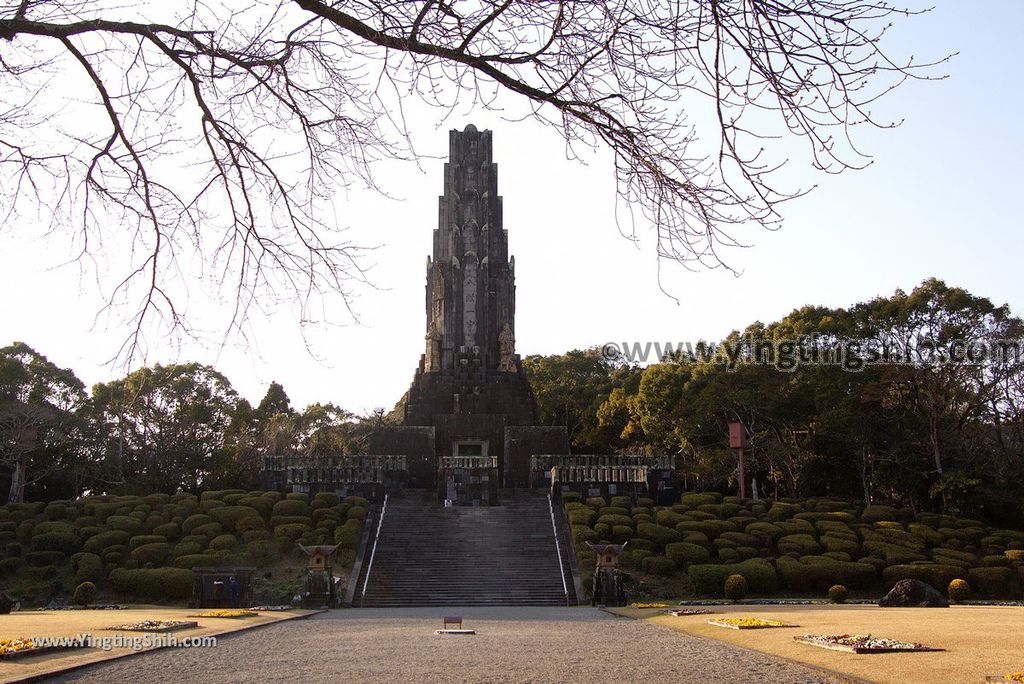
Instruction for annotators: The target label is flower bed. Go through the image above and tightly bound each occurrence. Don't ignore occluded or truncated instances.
[107,620,198,633]
[0,638,85,660]
[248,605,292,612]
[669,609,716,616]
[187,610,259,619]
[794,634,943,654]
[708,617,794,630]
[629,602,670,609]
[985,674,1024,683]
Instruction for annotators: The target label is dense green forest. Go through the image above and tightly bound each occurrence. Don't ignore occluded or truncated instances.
[526,278,1023,524]
[2,278,1022,525]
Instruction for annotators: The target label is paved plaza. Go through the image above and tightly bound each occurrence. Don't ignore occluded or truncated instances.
[48,607,835,683]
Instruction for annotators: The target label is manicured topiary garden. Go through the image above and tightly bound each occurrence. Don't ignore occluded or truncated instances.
[565,492,1024,600]
[0,490,367,606]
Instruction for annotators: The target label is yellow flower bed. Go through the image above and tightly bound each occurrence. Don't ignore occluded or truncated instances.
[1004,673,1024,683]
[0,639,35,656]
[188,610,259,618]
[713,618,789,628]
[630,603,669,609]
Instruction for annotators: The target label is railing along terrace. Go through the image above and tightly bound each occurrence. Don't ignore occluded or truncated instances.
[439,455,499,470]
[264,454,408,485]
[530,454,675,485]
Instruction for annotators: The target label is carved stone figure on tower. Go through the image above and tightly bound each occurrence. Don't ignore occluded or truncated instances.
[424,321,442,372]
[498,323,516,372]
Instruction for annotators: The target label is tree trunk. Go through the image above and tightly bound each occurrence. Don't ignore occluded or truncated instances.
[7,454,26,504]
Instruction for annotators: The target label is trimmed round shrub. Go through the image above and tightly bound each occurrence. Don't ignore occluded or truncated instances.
[655,509,685,528]
[597,514,633,528]
[968,567,1021,598]
[881,564,966,590]
[334,520,363,549]
[208,534,238,551]
[131,542,171,567]
[347,507,368,522]
[34,520,76,535]
[724,574,748,601]
[736,546,759,560]
[562,491,582,504]
[173,553,221,569]
[210,506,264,533]
[820,535,859,555]
[270,515,313,528]
[190,522,224,538]
[776,519,815,535]
[152,522,181,540]
[313,492,340,507]
[44,501,68,520]
[572,526,598,546]
[199,499,226,513]
[236,516,267,533]
[242,529,272,543]
[828,584,848,604]
[618,548,651,569]
[681,531,709,546]
[274,523,311,544]
[105,515,142,534]
[344,495,368,508]
[720,531,759,547]
[568,509,595,526]
[664,542,711,566]
[778,534,822,556]
[182,514,214,536]
[25,550,65,566]
[109,568,192,599]
[238,497,274,520]
[611,525,633,543]
[585,496,606,509]
[72,552,104,583]
[767,502,802,521]
[681,493,720,507]
[636,523,682,549]
[948,578,970,603]
[129,535,167,550]
[626,538,655,552]
[746,522,784,542]
[73,581,97,607]
[0,557,26,574]
[594,523,611,540]
[862,541,925,564]
[717,548,739,563]
[245,540,278,566]
[641,555,675,576]
[676,520,737,540]
[31,531,81,554]
[689,559,777,596]
[610,495,632,509]
[598,506,630,517]
[311,509,340,527]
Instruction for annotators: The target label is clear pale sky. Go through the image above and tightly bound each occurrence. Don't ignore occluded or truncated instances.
[1,2,1021,414]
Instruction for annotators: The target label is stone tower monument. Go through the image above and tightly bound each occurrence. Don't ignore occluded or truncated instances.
[369,124,570,497]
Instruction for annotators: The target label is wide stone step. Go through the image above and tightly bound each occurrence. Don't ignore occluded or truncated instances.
[356,492,575,607]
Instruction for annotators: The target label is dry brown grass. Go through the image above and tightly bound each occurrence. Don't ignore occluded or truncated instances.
[616,603,1024,684]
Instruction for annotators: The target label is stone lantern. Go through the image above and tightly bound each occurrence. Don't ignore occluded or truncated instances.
[299,544,341,608]
[585,542,628,607]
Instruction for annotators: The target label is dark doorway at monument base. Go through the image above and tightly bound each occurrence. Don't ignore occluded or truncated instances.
[260,126,672,508]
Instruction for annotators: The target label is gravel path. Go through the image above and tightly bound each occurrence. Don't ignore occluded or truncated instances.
[47,607,840,683]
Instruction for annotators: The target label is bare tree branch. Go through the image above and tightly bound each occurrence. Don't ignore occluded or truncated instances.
[0,0,947,359]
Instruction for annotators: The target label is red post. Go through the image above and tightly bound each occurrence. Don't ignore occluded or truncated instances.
[728,422,747,499]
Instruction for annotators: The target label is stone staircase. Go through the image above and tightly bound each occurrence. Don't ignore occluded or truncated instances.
[355,490,576,607]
